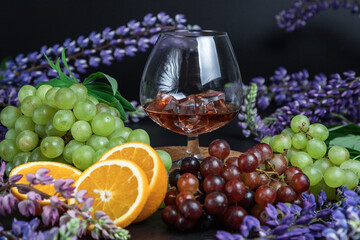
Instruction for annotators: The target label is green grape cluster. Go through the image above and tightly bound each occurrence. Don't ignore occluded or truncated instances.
[0,84,151,174]
[262,114,360,199]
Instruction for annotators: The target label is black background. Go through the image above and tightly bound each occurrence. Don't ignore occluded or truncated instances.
[1,0,360,150]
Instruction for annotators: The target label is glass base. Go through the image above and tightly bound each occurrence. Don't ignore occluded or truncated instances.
[172,135,203,168]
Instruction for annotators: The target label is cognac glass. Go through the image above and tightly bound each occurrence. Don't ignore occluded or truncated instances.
[140,30,242,159]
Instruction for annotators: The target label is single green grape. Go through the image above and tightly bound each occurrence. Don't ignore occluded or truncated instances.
[5,128,19,140]
[291,133,308,150]
[313,158,333,174]
[0,139,20,162]
[285,147,299,161]
[73,100,96,121]
[307,123,329,141]
[290,151,313,169]
[127,129,150,145]
[44,87,60,108]
[32,104,57,125]
[87,95,99,105]
[53,110,75,131]
[55,88,78,110]
[108,136,126,149]
[302,164,323,186]
[323,167,345,188]
[96,103,111,114]
[94,148,108,163]
[309,179,337,201]
[34,124,47,138]
[108,127,132,140]
[271,134,291,153]
[15,116,35,132]
[87,135,109,151]
[340,160,360,179]
[16,130,39,152]
[0,106,23,127]
[260,136,271,145]
[18,85,36,103]
[281,128,295,138]
[156,150,172,171]
[290,114,310,133]
[20,96,42,117]
[36,84,52,102]
[114,117,125,129]
[328,145,349,166]
[29,147,52,162]
[40,136,64,158]
[45,118,67,137]
[12,152,31,168]
[306,138,326,159]
[63,140,84,163]
[91,112,115,136]
[70,83,88,101]
[109,107,121,118]
[71,120,92,142]
[342,169,359,190]
[72,145,95,170]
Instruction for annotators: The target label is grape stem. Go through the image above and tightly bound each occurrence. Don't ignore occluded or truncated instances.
[255,168,284,182]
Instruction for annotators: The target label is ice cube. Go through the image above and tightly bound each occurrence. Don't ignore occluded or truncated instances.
[174,95,196,115]
[174,115,204,133]
[146,91,177,112]
[195,90,227,114]
[204,99,230,114]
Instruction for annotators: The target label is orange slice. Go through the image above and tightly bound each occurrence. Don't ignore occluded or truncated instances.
[73,160,149,228]
[9,161,82,206]
[98,142,168,223]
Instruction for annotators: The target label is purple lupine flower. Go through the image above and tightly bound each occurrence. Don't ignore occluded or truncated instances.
[239,67,360,138]
[18,191,41,217]
[0,194,19,215]
[26,168,54,185]
[54,178,75,198]
[240,215,260,237]
[276,0,360,32]
[9,174,23,183]
[42,196,61,226]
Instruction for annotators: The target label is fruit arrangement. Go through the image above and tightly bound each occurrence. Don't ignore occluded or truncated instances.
[262,115,360,198]
[162,115,360,231]
[0,51,151,174]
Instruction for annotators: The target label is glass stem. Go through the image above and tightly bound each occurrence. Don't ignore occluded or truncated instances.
[186,135,202,159]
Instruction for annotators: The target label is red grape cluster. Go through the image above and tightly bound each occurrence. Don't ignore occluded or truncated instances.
[161,139,310,231]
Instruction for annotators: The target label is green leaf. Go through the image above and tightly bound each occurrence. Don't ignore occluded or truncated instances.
[329,135,360,150]
[87,89,128,121]
[326,124,360,159]
[43,53,58,70]
[85,83,136,111]
[35,78,73,88]
[83,72,118,96]
[61,49,77,82]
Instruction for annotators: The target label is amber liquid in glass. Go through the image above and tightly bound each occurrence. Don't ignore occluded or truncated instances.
[144,106,238,136]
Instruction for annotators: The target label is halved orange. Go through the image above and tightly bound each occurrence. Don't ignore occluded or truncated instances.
[9,161,82,206]
[72,160,149,228]
[98,142,168,223]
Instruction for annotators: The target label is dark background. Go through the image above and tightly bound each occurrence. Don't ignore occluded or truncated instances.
[1,0,360,150]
